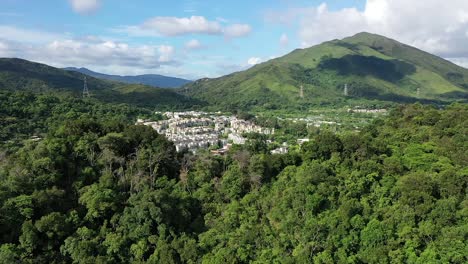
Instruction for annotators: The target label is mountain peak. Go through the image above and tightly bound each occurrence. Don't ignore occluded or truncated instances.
[350,32,384,38]
[184,32,468,110]
[343,32,400,45]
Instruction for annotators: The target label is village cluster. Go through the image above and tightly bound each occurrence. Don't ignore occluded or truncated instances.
[136,111,274,153]
[136,108,386,155]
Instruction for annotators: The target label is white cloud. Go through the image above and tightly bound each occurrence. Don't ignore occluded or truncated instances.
[185,39,203,50]
[140,16,222,36]
[280,33,289,48]
[224,24,252,38]
[247,57,262,65]
[290,0,468,61]
[69,0,101,15]
[0,25,207,78]
[41,39,176,69]
[0,26,178,73]
[117,16,252,39]
[297,3,367,48]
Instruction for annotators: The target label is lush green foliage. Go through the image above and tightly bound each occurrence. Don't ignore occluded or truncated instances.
[183,32,468,111]
[0,98,466,263]
[0,90,152,150]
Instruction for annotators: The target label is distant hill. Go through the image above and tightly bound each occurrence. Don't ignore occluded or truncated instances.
[183,32,468,110]
[64,67,192,88]
[0,58,201,109]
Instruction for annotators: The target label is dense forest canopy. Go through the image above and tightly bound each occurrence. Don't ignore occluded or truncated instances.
[0,90,152,151]
[0,90,466,263]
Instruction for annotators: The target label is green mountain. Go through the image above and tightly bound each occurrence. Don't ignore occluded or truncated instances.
[63,67,192,88]
[0,58,200,109]
[183,32,468,110]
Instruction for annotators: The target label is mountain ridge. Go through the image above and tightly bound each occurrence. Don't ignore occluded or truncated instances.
[64,67,192,88]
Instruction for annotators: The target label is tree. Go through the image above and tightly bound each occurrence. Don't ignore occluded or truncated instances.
[302,131,343,160]
[220,164,247,201]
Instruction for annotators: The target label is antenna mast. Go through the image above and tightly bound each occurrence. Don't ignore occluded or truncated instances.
[82,76,90,98]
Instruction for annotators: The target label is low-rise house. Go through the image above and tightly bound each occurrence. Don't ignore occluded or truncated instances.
[271,146,288,155]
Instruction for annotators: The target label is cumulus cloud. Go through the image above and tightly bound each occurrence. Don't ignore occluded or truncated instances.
[279,33,289,48]
[224,24,252,38]
[69,0,101,15]
[185,39,203,50]
[42,40,176,69]
[284,0,468,64]
[0,26,178,73]
[247,57,262,65]
[118,16,252,39]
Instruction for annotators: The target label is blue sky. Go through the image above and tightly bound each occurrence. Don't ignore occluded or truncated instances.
[1,0,467,79]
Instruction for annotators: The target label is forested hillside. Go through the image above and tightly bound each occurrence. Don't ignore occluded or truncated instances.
[0,58,200,109]
[0,98,466,263]
[0,90,156,151]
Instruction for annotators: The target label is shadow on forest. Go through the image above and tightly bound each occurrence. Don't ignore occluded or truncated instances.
[319,55,416,83]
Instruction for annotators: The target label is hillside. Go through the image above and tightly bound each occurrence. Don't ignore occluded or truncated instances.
[0,58,200,109]
[64,67,192,88]
[183,32,468,110]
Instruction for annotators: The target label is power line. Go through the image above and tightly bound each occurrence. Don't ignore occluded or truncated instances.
[82,76,90,98]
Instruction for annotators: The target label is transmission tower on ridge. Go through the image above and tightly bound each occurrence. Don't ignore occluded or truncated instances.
[82,76,90,98]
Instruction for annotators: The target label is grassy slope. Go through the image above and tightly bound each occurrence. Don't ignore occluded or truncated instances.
[184,33,468,111]
[0,58,201,109]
